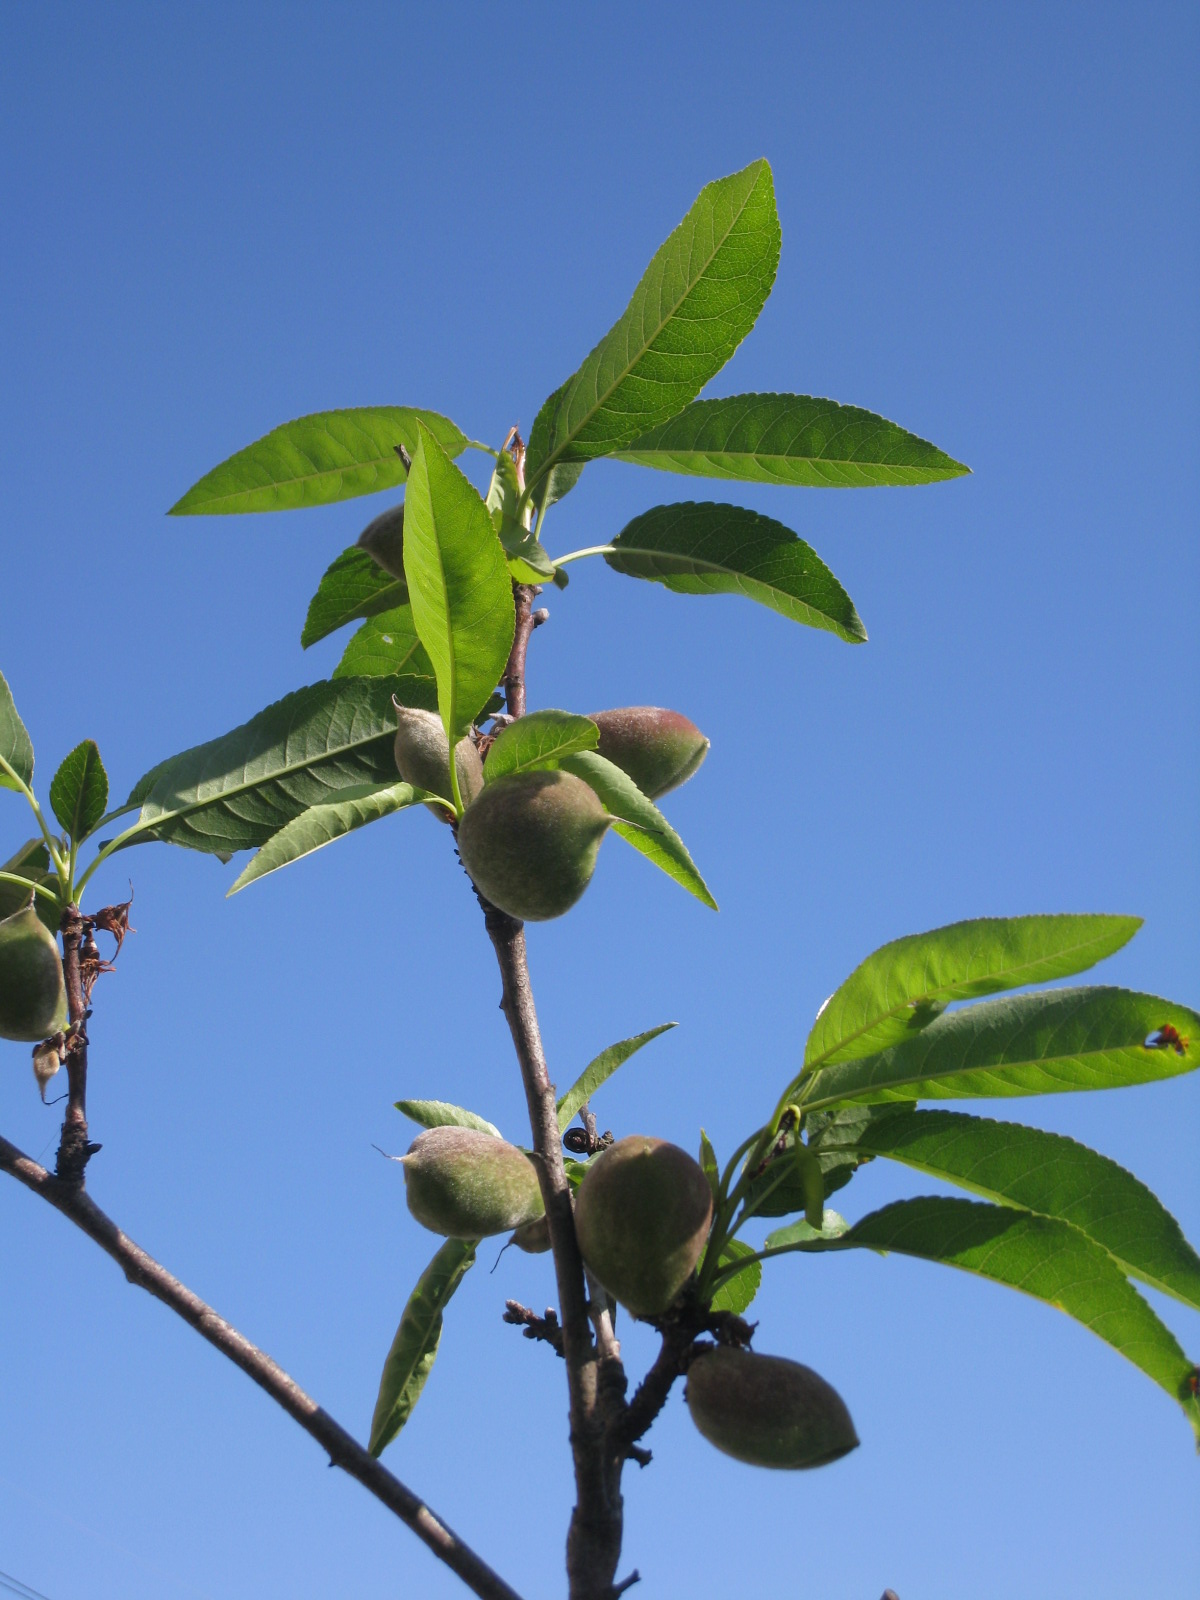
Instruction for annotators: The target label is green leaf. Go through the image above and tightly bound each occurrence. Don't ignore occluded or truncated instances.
[0,671,34,791]
[402,424,515,752]
[806,914,1144,1070]
[332,607,437,690]
[49,740,109,843]
[170,407,468,516]
[837,1197,1200,1443]
[127,677,407,856]
[561,750,717,910]
[606,503,866,643]
[301,546,408,649]
[485,710,599,784]
[801,987,1200,1112]
[484,450,557,580]
[556,1022,677,1134]
[616,393,969,487]
[369,1237,477,1456]
[526,160,780,491]
[708,1238,762,1315]
[834,1107,1200,1313]
[395,1100,502,1139]
[742,1128,867,1219]
[763,1210,850,1250]
[699,1129,719,1202]
[227,781,424,893]
[0,839,53,922]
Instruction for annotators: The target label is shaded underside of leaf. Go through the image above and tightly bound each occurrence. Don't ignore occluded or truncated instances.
[49,739,109,842]
[301,545,408,649]
[369,1237,477,1456]
[840,1196,1200,1442]
[395,1100,503,1138]
[801,986,1200,1111]
[839,1107,1200,1312]
[556,1022,677,1133]
[228,781,422,892]
[561,749,717,910]
[526,159,780,487]
[0,839,54,922]
[0,670,34,790]
[617,392,969,486]
[129,677,408,855]
[332,606,436,688]
[606,502,866,642]
[805,913,1144,1069]
[171,407,468,515]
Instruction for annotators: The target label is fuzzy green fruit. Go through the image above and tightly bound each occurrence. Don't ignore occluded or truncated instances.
[356,503,406,584]
[686,1347,859,1470]
[574,1135,712,1316]
[510,1215,551,1253]
[401,1126,545,1239]
[393,707,484,819]
[589,707,709,799]
[0,903,68,1043]
[457,770,610,921]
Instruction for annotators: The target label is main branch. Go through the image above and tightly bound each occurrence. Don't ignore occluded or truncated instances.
[0,1137,523,1600]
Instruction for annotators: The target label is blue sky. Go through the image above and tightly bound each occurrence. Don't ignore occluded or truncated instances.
[1,4,1197,1597]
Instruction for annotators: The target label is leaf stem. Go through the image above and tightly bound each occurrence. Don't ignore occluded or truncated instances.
[0,752,69,886]
[549,545,616,568]
[0,870,60,905]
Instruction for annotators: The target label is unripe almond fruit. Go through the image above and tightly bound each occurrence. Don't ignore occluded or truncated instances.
[686,1347,859,1469]
[356,503,406,584]
[457,770,610,922]
[574,1135,712,1316]
[400,1126,544,1239]
[510,1215,551,1253]
[589,707,709,799]
[393,706,484,820]
[0,903,68,1043]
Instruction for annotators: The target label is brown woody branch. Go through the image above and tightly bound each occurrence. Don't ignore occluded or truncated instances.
[56,903,98,1182]
[0,1135,524,1600]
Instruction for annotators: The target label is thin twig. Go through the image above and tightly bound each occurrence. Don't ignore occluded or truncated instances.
[0,1137,524,1600]
[503,1300,565,1357]
[55,904,97,1183]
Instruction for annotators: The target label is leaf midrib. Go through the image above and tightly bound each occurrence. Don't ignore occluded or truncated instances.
[804,929,1139,1074]
[803,1035,1176,1113]
[531,170,765,491]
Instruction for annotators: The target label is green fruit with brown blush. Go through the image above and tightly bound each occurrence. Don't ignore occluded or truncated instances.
[356,503,406,584]
[393,706,484,819]
[685,1347,859,1469]
[589,707,709,799]
[400,1126,544,1238]
[457,770,611,921]
[573,1135,713,1316]
[0,902,68,1043]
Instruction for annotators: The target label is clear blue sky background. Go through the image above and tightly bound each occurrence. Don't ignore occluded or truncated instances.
[1,5,1196,1598]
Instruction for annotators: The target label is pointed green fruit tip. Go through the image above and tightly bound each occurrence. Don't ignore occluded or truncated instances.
[400,1126,544,1239]
[589,707,710,800]
[457,769,610,921]
[686,1348,859,1469]
[574,1135,713,1316]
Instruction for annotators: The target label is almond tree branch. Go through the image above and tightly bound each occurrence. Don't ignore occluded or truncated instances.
[476,578,629,1600]
[0,1135,524,1600]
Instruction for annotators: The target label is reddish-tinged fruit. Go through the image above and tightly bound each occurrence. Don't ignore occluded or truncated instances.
[686,1347,859,1469]
[589,707,709,799]
[0,903,67,1043]
[457,770,610,921]
[401,1126,544,1239]
[574,1135,712,1316]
